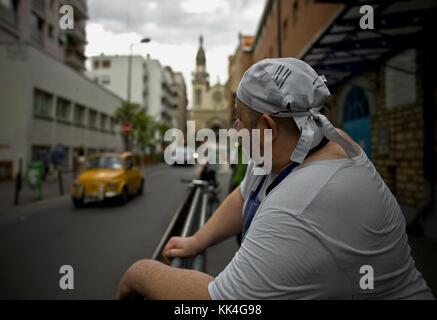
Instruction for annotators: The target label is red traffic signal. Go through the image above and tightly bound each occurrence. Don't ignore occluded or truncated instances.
[122,122,133,134]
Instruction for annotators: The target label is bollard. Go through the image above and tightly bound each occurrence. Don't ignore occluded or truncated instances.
[14,158,23,206]
[58,169,64,195]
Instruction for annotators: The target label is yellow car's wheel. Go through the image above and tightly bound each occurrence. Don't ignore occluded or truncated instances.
[137,179,144,196]
[72,197,84,209]
[118,186,129,205]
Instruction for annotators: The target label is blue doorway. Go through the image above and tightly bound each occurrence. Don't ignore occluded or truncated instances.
[342,86,372,158]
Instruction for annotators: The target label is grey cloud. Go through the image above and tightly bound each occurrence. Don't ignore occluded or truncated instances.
[87,0,263,49]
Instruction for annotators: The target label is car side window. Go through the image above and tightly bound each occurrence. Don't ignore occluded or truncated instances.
[125,157,133,170]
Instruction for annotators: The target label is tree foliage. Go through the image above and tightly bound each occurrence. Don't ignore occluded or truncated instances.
[114,102,168,153]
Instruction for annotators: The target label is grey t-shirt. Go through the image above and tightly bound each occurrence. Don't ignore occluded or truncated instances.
[208,150,434,299]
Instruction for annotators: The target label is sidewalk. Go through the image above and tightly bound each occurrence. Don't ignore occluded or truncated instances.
[0,172,74,211]
[0,163,167,212]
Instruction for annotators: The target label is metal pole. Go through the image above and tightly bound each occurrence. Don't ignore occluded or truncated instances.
[127,44,133,104]
[171,187,202,268]
[14,157,22,206]
[151,188,195,261]
[192,191,209,271]
[58,168,64,196]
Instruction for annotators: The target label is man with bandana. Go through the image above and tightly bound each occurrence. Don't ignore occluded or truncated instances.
[117,58,434,300]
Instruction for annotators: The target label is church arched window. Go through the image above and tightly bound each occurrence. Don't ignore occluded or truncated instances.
[195,89,202,107]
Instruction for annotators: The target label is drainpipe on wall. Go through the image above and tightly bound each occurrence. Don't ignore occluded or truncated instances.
[276,0,282,58]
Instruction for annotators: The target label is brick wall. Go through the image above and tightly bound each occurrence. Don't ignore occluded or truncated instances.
[372,65,424,208]
[330,64,425,209]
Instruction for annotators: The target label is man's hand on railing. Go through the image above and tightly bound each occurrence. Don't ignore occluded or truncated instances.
[162,235,204,264]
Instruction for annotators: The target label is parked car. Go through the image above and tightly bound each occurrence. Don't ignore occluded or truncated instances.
[71,152,144,208]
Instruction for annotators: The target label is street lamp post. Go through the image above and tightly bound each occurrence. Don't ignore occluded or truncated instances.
[124,37,151,151]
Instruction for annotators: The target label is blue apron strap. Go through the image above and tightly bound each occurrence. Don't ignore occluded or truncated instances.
[265,162,299,196]
[242,176,267,238]
[241,137,329,241]
[253,175,267,196]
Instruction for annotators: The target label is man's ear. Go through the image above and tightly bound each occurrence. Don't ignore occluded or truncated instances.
[260,114,279,141]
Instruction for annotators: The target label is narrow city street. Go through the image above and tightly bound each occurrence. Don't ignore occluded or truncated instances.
[0,165,223,300]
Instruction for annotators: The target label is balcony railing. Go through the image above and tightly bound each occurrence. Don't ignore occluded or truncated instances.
[65,48,85,71]
[31,30,45,47]
[0,5,17,27]
[66,0,88,19]
[32,0,46,15]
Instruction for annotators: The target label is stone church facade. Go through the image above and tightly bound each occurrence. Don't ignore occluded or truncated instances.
[188,36,230,134]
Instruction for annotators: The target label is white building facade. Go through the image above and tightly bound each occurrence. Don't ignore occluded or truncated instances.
[0,43,123,179]
[88,54,186,130]
[87,55,146,108]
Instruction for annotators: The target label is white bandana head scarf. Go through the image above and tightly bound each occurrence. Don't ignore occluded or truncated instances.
[236,58,358,163]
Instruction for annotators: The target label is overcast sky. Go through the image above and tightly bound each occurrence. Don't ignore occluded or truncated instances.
[85,0,265,107]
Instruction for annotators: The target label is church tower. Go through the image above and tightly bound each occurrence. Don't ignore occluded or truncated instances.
[192,35,209,110]
[189,35,230,132]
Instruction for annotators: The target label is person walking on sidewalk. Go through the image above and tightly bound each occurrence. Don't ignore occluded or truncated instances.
[50,144,65,180]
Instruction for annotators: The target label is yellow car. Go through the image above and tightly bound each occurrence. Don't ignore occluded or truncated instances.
[71,152,145,208]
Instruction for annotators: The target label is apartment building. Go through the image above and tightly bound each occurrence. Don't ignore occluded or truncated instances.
[0,0,88,71]
[88,54,187,130]
[0,43,123,179]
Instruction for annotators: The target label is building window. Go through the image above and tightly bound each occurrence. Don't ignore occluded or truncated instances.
[88,110,98,128]
[100,114,107,131]
[48,24,54,40]
[30,12,45,44]
[74,105,86,125]
[100,75,111,85]
[0,161,13,180]
[32,0,45,12]
[33,89,53,118]
[195,89,202,107]
[56,97,71,121]
[58,33,66,46]
[31,145,51,165]
[213,91,222,106]
[110,117,117,132]
[102,60,111,68]
[0,0,19,26]
[93,60,100,69]
[385,49,416,109]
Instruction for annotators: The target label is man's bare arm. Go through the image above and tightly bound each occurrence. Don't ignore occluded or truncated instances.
[117,259,213,300]
[163,186,245,260]
[194,186,244,249]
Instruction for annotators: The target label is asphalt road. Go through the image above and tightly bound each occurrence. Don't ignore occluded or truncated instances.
[0,163,435,299]
[0,165,203,300]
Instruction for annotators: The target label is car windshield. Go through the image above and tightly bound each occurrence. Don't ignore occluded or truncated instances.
[86,156,123,170]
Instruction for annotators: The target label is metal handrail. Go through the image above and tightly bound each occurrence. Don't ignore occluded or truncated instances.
[152,179,217,272]
[191,192,209,271]
[171,187,202,268]
[151,187,195,261]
